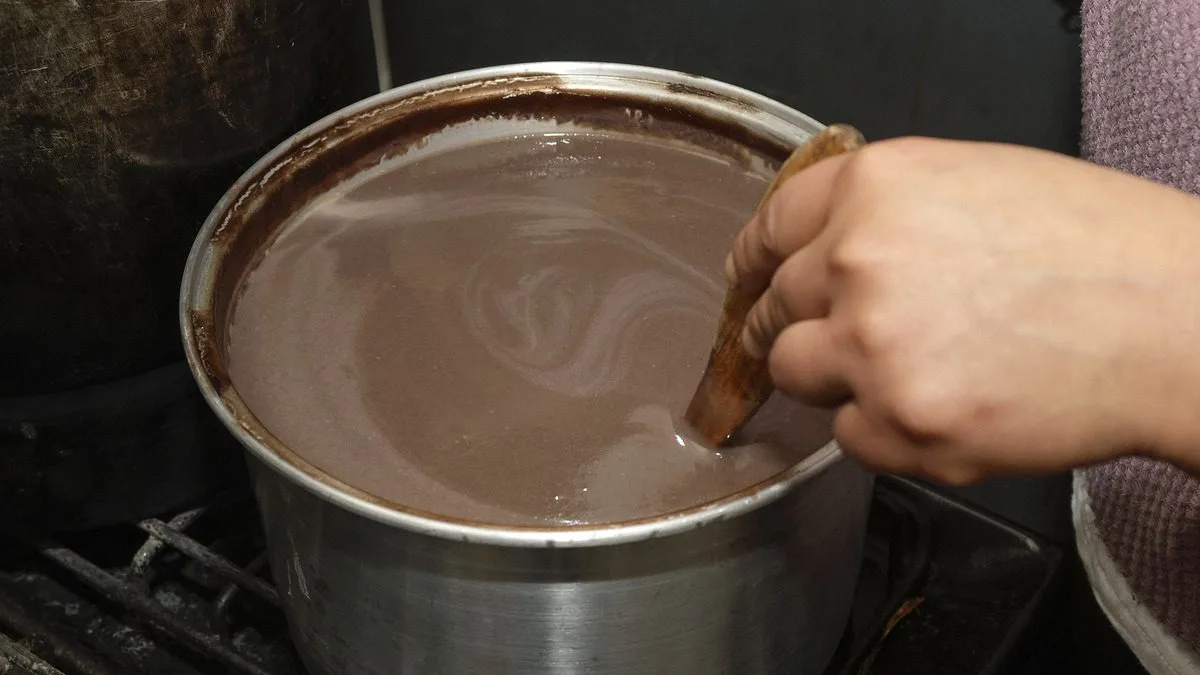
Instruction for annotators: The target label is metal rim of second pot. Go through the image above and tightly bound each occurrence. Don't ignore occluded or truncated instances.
[180,61,853,549]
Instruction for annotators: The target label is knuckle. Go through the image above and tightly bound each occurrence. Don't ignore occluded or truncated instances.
[845,305,897,357]
[766,270,796,320]
[744,303,767,345]
[752,291,788,343]
[827,232,873,276]
[746,309,766,338]
[837,141,898,191]
[832,137,930,215]
[847,137,930,177]
[744,293,782,354]
[768,292,790,332]
[758,195,790,261]
[732,217,777,293]
[730,228,756,277]
[885,377,957,441]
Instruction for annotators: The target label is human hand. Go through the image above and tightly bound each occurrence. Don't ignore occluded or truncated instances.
[727,137,1200,483]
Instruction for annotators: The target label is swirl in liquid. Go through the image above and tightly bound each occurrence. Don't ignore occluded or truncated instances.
[226,131,834,526]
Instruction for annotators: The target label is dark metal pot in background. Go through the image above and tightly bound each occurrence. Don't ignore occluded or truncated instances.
[0,0,376,531]
[181,62,875,675]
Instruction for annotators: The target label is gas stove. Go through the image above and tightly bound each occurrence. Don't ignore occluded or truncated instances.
[0,476,1061,675]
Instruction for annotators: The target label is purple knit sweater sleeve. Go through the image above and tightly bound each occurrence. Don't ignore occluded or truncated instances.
[1081,0,1200,653]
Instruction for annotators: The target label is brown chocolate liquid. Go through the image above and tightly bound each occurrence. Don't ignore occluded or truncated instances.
[226,130,833,526]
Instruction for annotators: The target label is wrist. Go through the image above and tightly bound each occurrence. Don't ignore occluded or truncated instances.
[1134,372,1200,474]
[1116,212,1200,473]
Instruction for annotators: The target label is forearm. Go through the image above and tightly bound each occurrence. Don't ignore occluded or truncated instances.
[1120,200,1200,478]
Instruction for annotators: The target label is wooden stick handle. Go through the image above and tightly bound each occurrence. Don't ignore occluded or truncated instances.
[757,124,865,212]
[683,124,865,446]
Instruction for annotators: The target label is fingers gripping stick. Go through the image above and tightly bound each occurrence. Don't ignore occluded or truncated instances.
[683,124,865,446]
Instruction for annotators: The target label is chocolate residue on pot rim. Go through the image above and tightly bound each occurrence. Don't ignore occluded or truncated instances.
[663,80,758,111]
[187,69,830,531]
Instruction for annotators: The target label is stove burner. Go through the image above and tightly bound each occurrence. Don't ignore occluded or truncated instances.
[0,479,1061,675]
[0,498,296,675]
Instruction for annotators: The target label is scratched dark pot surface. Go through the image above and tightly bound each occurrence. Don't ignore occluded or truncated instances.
[181,63,875,675]
[0,0,373,530]
[0,0,365,393]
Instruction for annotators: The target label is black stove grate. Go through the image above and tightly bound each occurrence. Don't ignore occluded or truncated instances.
[0,479,1060,675]
[0,498,298,675]
[0,630,65,675]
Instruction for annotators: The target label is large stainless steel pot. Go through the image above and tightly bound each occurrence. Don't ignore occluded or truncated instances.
[180,62,874,675]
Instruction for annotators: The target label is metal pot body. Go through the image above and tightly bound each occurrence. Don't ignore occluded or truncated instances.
[252,452,871,675]
[180,62,874,675]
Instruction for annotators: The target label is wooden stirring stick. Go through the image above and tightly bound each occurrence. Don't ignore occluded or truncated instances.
[683,124,865,446]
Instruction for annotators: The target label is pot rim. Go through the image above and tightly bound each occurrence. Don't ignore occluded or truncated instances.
[180,61,852,549]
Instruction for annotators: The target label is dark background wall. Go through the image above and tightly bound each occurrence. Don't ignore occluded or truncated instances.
[381,0,1081,154]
